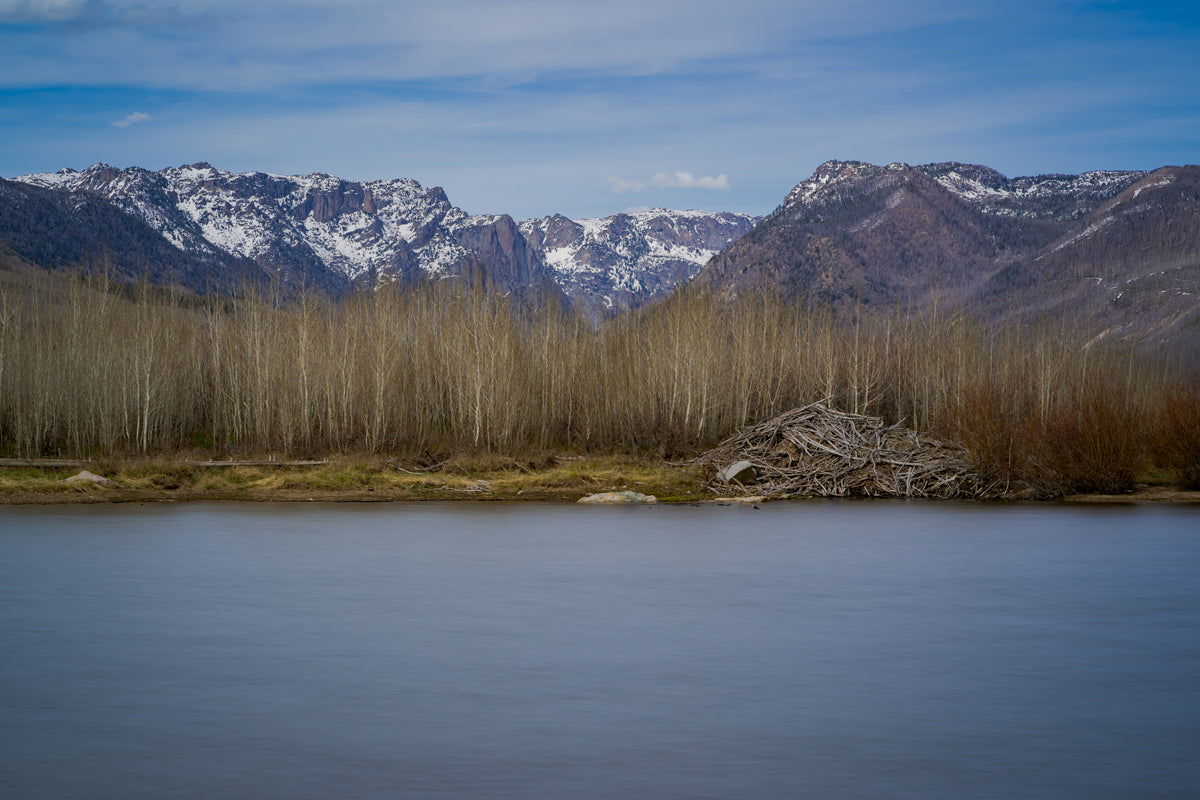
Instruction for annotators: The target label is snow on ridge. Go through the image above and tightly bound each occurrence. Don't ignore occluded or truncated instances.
[13,161,489,282]
[543,246,586,275]
[13,161,754,306]
[783,160,880,209]
[932,170,1008,202]
[522,207,756,305]
[574,217,611,240]
[1132,175,1174,199]
[1048,215,1119,255]
[777,160,1147,219]
[14,168,81,188]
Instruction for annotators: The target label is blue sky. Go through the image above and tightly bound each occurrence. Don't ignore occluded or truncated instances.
[2,0,1197,219]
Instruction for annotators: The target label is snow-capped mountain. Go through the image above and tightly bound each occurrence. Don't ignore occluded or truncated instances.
[0,175,264,289]
[782,160,1145,220]
[520,209,757,316]
[14,163,754,310]
[17,162,546,293]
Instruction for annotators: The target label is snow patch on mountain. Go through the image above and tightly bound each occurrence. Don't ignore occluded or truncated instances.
[519,208,757,315]
[923,164,1144,219]
[17,162,505,284]
[16,162,756,312]
[783,160,879,210]
[1132,176,1174,199]
[1048,215,1120,255]
[779,160,1145,221]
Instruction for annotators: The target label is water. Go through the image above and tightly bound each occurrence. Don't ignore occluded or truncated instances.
[1,501,1198,799]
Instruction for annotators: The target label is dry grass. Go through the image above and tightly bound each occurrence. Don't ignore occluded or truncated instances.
[0,454,708,503]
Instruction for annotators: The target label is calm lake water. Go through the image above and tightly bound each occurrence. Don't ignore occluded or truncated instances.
[1,501,1198,799]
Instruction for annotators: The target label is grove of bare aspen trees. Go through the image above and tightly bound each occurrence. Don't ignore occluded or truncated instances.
[1,271,1196,494]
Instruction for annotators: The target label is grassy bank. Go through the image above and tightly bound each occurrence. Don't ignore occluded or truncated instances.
[0,454,712,504]
[2,272,1196,496]
[2,454,1198,505]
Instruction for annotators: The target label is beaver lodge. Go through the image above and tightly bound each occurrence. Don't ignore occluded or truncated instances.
[695,401,1000,499]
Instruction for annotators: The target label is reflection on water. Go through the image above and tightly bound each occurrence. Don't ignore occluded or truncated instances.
[1,501,1198,799]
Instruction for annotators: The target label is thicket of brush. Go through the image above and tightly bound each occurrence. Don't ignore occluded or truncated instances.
[1,271,1194,494]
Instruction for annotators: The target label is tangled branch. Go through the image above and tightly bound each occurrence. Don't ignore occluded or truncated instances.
[694,401,1000,499]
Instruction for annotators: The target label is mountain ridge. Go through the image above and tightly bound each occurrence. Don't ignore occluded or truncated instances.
[14,162,753,313]
[701,160,1197,364]
[6,159,1197,364]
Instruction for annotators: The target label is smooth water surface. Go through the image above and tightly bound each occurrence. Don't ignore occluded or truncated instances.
[2,501,1198,799]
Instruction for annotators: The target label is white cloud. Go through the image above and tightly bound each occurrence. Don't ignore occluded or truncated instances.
[608,170,731,194]
[606,176,646,194]
[651,170,731,190]
[111,110,151,128]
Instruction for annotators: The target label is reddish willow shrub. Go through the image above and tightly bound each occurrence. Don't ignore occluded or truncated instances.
[1150,382,1200,489]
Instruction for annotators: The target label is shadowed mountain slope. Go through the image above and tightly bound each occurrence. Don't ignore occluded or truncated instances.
[697,160,1197,365]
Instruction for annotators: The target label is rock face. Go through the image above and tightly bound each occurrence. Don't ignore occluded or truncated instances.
[13,164,756,312]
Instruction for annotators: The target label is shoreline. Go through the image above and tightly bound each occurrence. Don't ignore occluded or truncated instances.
[0,456,709,506]
[2,457,1198,506]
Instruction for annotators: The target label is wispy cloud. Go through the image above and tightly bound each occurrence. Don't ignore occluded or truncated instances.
[609,171,730,193]
[111,110,150,128]
[651,170,730,191]
[606,176,646,194]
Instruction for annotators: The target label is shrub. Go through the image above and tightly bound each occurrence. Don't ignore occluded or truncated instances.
[1036,390,1143,495]
[1150,382,1200,489]
[946,383,1041,490]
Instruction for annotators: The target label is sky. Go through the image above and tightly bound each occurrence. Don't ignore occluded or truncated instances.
[1,0,1198,219]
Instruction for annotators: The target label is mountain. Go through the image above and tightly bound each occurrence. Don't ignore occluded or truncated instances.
[978,167,1200,362]
[0,177,265,290]
[703,160,1143,306]
[8,158,1196,362]
[699,160,1198,363]
[519,209,756,316]
[15,163,551,295]
[11,163,752,310]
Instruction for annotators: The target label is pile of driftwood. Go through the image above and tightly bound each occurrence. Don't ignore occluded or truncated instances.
[696,401,990,499]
